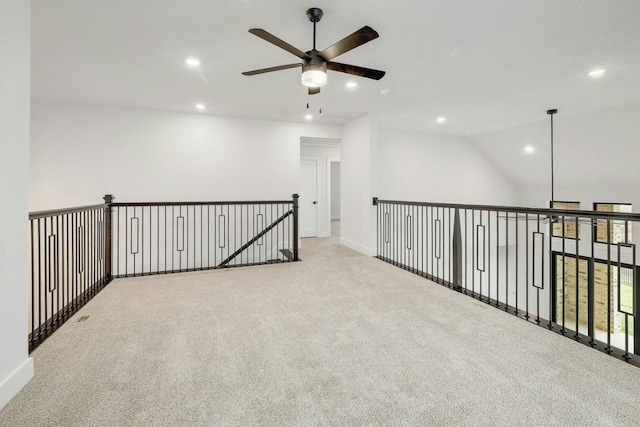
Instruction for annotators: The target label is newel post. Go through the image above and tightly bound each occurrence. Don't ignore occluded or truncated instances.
[103,194,114,279]
[292,193,300,261]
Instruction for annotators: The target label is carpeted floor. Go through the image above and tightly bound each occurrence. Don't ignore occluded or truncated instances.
[2,237,640,426]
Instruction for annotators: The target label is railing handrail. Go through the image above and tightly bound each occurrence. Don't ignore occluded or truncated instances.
[29,203,107,220]
[373,198,640,221]
[110,200,293,207]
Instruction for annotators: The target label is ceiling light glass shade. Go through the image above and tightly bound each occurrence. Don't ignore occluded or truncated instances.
[301,67,327,88]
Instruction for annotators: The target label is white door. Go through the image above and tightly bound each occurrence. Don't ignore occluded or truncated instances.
[300,159,318,237]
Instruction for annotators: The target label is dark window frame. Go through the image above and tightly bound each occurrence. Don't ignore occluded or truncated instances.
[592,202,633,245]
[550,200,581,240]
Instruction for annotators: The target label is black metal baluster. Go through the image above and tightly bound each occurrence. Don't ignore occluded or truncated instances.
[525,213,530,321]
[606,219,612,353]
[505,211,509,311]
[464,209,468,294]
[45,217,50,334]
[376,200,379,257]
[200,205,203,269]
[184,205,188,270]
[71,213,76,310]
[472,210,475,296]
[479,211,483,300]
[449,207,453,286]
[515,211,519,315]
[55,214,61,324]
[141,206,144,276]
[574,216,580,339]
[84,210,88,300]
[589,216,596,346]
[65,213,70,317]
[30,220,35,348]
[536,214,541,325]
[560,216,566,334]
[496,209,500,306]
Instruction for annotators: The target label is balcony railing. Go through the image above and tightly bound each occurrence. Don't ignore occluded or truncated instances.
[373,198,640,366]
[29,202,111,352]
[111,198,298,277]
[28,194,299,351]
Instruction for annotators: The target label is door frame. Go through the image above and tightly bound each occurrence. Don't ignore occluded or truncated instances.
[300,157,320,237]
[327,157,340,227]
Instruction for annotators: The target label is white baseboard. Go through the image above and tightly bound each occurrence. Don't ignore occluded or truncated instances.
[0,357,34,411]
[339,237,376,256]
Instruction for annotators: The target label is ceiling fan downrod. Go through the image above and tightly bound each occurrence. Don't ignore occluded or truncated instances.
[306,7,323,51]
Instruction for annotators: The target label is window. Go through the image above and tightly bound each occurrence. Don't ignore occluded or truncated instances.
[554,253,635,336]
[593,203,632,244]
[551,201,580,239]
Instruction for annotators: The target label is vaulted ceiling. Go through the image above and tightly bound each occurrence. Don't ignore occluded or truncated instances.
[32,0,640,135]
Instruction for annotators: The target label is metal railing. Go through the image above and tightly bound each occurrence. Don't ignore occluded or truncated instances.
[373,198,640,366]
[28,194,299,351]
[111,197,299,277]
[29,200,111,351]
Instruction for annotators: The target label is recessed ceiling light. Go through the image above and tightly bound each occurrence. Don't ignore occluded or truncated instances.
[185,58,201,67]
[304,113,313,120]
[379,88,390,96]
[524,145,535,154]
[588,68,606,77]
[437,117,446,124]
[195,103,206,110]
[346,81,358,88]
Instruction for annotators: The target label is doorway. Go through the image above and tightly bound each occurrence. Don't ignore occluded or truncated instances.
[299,138,340,238]
[300,158,318,237]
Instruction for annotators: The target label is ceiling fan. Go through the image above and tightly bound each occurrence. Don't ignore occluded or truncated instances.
[242,7,386,95]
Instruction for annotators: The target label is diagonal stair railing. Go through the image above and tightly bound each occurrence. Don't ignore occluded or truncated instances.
[218,208,297,267]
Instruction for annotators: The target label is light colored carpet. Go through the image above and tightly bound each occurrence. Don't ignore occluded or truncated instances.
[2,237,640,426]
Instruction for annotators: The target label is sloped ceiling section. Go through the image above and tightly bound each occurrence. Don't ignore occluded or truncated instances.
[468,102,640,192]
[31,0,640,135]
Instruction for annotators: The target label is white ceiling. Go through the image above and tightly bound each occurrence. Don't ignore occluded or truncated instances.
[32,0,640,135]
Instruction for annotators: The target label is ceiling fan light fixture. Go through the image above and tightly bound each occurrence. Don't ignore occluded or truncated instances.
[301,65,327,88]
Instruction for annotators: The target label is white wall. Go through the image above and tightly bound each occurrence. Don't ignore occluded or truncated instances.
[374,129,518,205]
[340,119,517,256]
[0,0,34,410]
[330,162,341,220]
[340,115,377,255]
[300,140,340,238]
[30,100,341,211]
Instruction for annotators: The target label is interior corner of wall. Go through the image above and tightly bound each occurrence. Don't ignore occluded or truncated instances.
[0,357,34,411]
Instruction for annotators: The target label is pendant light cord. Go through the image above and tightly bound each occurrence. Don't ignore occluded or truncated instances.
[547,109,557,205]
[551,113,554,203]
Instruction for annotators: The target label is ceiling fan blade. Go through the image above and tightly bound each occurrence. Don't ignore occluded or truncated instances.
[320,26,379,61]
[242,63,301,76]
[248,29,311,61]
[308,87,320,95]
[327,62,386,80]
